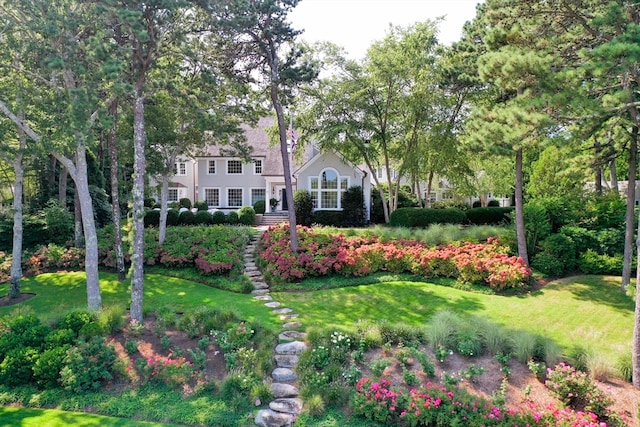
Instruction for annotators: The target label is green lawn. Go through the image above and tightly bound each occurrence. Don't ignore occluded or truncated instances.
[0,406,180,427]
[0,272,279,329]
[274,275,634,363]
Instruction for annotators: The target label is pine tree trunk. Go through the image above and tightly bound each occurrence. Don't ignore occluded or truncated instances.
[108,99,126,282]
[633,204,640,388]
[515,148,529,266]
[621,126,637,291]
[130,88,146,322]
[9,129,25,299]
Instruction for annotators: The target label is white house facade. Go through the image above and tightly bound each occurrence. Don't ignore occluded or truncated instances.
[157,117,371,221]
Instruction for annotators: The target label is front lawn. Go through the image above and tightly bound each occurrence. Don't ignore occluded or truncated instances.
[274,275,633,364]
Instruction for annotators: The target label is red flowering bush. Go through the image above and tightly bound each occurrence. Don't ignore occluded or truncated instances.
[352,378,400,423]
[258,225,531,289]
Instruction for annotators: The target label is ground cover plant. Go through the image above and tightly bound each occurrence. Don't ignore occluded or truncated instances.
[258,224,530,290]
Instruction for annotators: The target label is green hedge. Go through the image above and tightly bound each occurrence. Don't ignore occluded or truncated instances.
[389,207,467,227]
[465,207,514,225]
[313,210,344,227]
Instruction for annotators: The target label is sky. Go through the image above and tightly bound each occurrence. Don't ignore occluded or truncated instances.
[289,0,484,60]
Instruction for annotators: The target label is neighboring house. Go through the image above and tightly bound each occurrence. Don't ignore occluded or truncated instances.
[585,180,640,205]
[155,117,372,221]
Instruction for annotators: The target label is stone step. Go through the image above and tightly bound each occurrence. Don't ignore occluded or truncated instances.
[272,367,297,382]
[253,282,269,290]
[265,301,281,308]
[254,295,273,301]
[254,409,294,427]
[246,270,262,278]
[271,382,299,398]
[275,341,306,355]
[251,289,270,296]
[275,354,298,368]
[282,321,302,329]
[279,330,307,341]
[272,307,292,314]
[245,265,259,272]
[269,398,303,415]
[279,313,298,321]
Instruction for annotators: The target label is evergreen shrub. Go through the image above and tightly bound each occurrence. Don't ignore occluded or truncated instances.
[294,190,313,226]
[179,198,192,209]
[194,211,212,225]
[389,208,466,228]
[226,211,239,225]
[313,210,343,227]
[144,209,160,227]
[341,186,366,227]
[212,211,226,224]
[166,209,180,226]
[178,210,195,225]
[238,206,256,226]
[253,200,266,215]
[466,207,514,225]
[194,200,208,211]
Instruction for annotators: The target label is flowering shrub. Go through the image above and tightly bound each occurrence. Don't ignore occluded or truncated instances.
[545,363,614,418]
[351,376,625,427]
[22,244,84,276]
[136,354,194,387]
[258,225,531,289]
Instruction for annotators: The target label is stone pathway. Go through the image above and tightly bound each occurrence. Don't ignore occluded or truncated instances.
[245,227,307,427]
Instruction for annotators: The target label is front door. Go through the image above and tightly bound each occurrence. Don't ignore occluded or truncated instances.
[281,189,288,210]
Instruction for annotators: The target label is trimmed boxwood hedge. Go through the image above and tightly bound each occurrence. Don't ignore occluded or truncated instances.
[465,207,514,225]
[389,207,467,227]
[313,210,344,227]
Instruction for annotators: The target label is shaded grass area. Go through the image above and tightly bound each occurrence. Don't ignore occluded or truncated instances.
[0,271,278,329]
[0,406,180,427]
[144,265,254,294]
[274,275,633,364]
[0,383,253,427]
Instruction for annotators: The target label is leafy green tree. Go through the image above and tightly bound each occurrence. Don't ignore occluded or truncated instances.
[196,0,317,252]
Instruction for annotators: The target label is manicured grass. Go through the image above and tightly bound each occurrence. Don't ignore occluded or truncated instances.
[274,275,633,363]
[0,272,278,329]
[0,406,180,427]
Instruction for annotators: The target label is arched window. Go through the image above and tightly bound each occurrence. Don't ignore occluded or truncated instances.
[309,168,349,210]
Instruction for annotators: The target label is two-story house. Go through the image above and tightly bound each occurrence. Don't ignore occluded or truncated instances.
[160,117,372,220]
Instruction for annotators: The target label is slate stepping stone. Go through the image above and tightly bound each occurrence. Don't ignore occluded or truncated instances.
[269,398,303,415]
[253,282,269,290]
[278,331,307,341]
[254,295,273,301]
[254,409,294,427]
[275,354,298,368]
[246,270,262,277]
[272,308,292,314]
[282,321,302,329]
[271,382,298,398]
[275,341,306,355]
[265,301,281,308]
[272,367,297,382]
[251,289,270,296]
[279,313,298,321]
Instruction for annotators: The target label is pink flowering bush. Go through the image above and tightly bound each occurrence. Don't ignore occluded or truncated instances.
[351,376,626,426]
[136,354,194,387]
[258,225,531,289]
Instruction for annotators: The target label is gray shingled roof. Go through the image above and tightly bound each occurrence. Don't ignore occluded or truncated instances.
[200,116,304,176]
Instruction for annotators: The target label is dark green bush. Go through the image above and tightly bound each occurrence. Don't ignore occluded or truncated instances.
[595,228,625,256]
[144,209,160,227]
[533,233,577,275]
[226,211,239,225]
[432,200,471,211]
[253,200,266,215]
[144,198,156,208]
[238,206,256,226]
[57,310,97,337]
[583,192,626,230]
[578,249,624,274]
[523,201,552,256]
[194,200,208,211]
[341,186,366,227]
[472,200,481,208]
[7,315,51,350]
[178,210,195,225]
[42,200,74,245]
[487,199,501,207]
[371,185,417,223]
[389,208,467,228]
[531,252,565,277]
[166,209,179,226]
[466,207,514,225]
[33,345,69,389]
[60,337,117,393]
[529,196,579,233]
[45,328,76,349]
[294,190,314,227]
[179,198,192,209]
[0,347,39,387]
[194,210,212,225]
[88,185,113,229]
[560,226,597,255]
[313,210,344,227]
[212,211,226,224]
